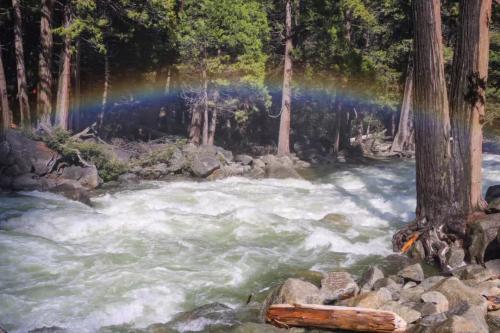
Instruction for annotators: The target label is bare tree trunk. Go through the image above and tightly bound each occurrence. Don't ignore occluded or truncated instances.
[208,108,217,146]
[97,51,110,131]
[189,107,202,145]
[391,64,414,153]
[55,4,72,131]
[0,44,10,139]
[278,0,293,156]
[37,0,55,129]
[12,0,31,130]
[165,67,171,94]
[202,59,209,145]
[450,0,492,218]
[71,38,81,131]
[332,111,340,155]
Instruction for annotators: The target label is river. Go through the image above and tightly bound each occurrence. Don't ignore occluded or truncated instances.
[1,154,499,332]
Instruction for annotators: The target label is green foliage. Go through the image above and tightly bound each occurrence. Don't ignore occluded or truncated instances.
[139,146,177,167]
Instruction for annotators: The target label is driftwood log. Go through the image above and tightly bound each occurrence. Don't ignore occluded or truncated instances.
[266,304,407,333]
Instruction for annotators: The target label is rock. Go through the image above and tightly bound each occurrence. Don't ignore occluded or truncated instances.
[145,323,177,333]
[229,323,286,333]
[430,277,487,309]
[486,185,500,203]
[253,158,265,169]
[454,264,494,282]
[358,266,385,293]
[409,240,426,261]
[381,254,415,276]
[272,278,324,305]
[398,263,425,283]
[0,325,6,333]
[321,213,349,224]
[446,244,466,270]
[12,173,51,191]
[117,173,140,184]
[167,148,186,173]
[319,272,359,303]
[52,180,91,205]
[404,281,418,289]
[486,259,500,276]
[420,276,446,291]
[468,213,500,264]
[0,175,12,189]
[373,278,402,296]
[469,279,500,297]
[215,147,234,163]
[248,167,265,179]
[191,153,221,177]
[266,162,301,179]
[417,312,448,329]
[168,303,237,332]
[6,130,60,176]
[380,300,422,323]
[59,165,101,189]
[28,328,67,333]
[235,155,253,166]
[433,315,480,333]
[338,287,392,309]
[489,198,500,213]
[487,310,500,332]
[291,270,324,287]
[421,291,449,314]
[399,286,425,303]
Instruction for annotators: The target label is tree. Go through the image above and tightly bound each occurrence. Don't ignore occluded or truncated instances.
[55,3,73,130]
[449,0,493,219]
[12,0,31,130]
[391,63,414,153]
[277,0,293,155]
[37,0,55,129]
[0,43,10,139]
[393,0,454,268]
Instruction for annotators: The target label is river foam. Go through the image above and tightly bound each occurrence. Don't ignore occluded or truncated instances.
[1,154,499,332]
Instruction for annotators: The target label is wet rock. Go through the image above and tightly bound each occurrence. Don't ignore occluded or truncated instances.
[252,158,265,169]
[117,173,140,184]
[420,276,445,291]
[52,180,91,205]
[0,325,6,333]
[291,270,324,287]
[380,301,422,323]
[265,162,301,179]
[321,213,348,224]
[145,323,177,333]
[228,323,286,333]
[235,155,253,166]
[381,254,414,276]
[468,213,500,264]
[12,173,52,191]
[319,271,359,303]
[338,287,392,309]
[486,185,500,203]
[0,175,12,189]
[191,153,221,177]
[28,328,67,333]
[60,165,101,189]
[421,291,449,314]
[358,266,385,292]
[248,167,265,179]
[168,303,237,332]
[272,278,324,305]
[398,263,425,283]
[487,310,500,332]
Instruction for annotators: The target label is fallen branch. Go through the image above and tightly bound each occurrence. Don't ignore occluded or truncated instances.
[266,304,407,333]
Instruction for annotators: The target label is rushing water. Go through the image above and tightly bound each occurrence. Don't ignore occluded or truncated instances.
[1,155,499,333]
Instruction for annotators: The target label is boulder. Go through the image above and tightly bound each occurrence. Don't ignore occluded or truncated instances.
[59,165,101,189]
[421,291,449,314]
[358,266,385,293]
[271,278,324,305]
[229,323,286,333]
[380,301,422,324]
[12,173,55,191]
[28,328,67,333]
[487,310,500,332]
[167,148,186,173]
[52,180,91,205]
[399,286,425,303]
[191,153,220,177]
[404,282,418,289]
[167,303,237,331]
[266,162,301,179]
[398,263,425,283]
[117,173,140,184]
[486,185,500,203]
[420,276,446,291]
[145,323,177,333]
[453,264,494,283]
[468,213,500,264]
[486,259,500,276]
[446,244,465,270]
[430,277,487,310]
[215,147,234,163]
[253,158,266,169]
[433,315,481,333]
[248,167,265,179]
[235,154,253,166]
[489,198,500,213]
[373,277,402,296]
[319,272,359,303]
[338,287,392,309]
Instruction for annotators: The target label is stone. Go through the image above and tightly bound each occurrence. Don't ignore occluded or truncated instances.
[398,263,425,283]
[60,165,101,189]
[455,264,494,283]
[486,259,500,276]
[235,155,253,165]
[253,158,265,169]
[469,279,500,297]
[229,323,286,333]
[145,324,177,333]
[404,281,418,289]
[265,162,301,179]
[167,148,186,173]
[191,153,221,177]
[409,240,426,261]
[12,173,53,191]
[319,271,359,303]
[52,180,91,205]
[487,310,500,332]
[420,276,446,291]
[248,167,265,179]
[468,213,500,264]
[489,198,500,213]
[399,286,425,303]
[381,254,415,276]
[373,277,402,296]
[28,328,67,333]
[433,315,480,333]
[380,300,422,323]
[117,173,140,184]
[446,245,466,270]
[168,303,237,332]
[338,287,392,309]
[0,325,6,333]
[486,185,500,203]
[272,278,324,305]
[358,266,385,292]
[421,291,449,314]
[215,147,234,163]
[430,277,487,309]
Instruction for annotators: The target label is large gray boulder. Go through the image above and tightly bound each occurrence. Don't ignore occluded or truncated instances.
[11,173,53,191]
[266,162,301,179]
[272,278,324,305]
[235,154,253,165]
[59,165,101,189]
[320,271,359,303]
[358,266,385,293]
[398,263,425,283]
[338,287,392,309]
[191,153,220,177]
[468,213,500,264]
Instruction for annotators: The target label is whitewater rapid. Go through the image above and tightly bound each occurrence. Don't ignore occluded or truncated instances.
[1,154,499,332]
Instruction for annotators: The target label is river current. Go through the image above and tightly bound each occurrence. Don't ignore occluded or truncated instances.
[1,154,499,332]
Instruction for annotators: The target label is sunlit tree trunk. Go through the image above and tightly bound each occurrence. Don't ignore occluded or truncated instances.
[71,38,81,131]
[12,0,31,130]
[202,52,209,145]
[278,0,293,155]
[37,0,55,129]
[391,63,414,153]
[208,108,217,146]
[0,44,10,139]
[55,4,72,131]
[450,0,492,219]
[97,51,110,131]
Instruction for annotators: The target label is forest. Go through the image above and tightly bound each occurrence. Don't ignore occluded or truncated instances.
[1,1,500,333]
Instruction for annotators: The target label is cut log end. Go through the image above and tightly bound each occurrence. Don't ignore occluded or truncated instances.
[266,303,407,333]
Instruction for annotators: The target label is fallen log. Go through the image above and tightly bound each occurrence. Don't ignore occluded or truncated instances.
[266,304,407,333]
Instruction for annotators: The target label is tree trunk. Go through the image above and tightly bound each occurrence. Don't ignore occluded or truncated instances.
[55,4,72,131]
[165,67,171,94]
[277,0,293,156]
[0,44,10,139]
[391,64,414,153]
[37,0,55,129]
[202,57,209,145]
[71,38,81,131]
[189,107,202,145]
[393,0,454,268]
[12,0,31,130]
[208,108,217,146]
[98,51,110,131]
[450,0,492,219]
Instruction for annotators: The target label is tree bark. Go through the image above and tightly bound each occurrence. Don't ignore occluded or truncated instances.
[202,53,209,145]
[277,0,293,156]
[71,38,81,131]
[208,108,217,146]
[55,4,72,131]
[0,44,10,139]
[12,0,31,130]
[391,64,414,153]
[393,0,454,268]
[189,106,202,145]
[97,51,110,131]
[450,0,492,219]
[37,0,55,128]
